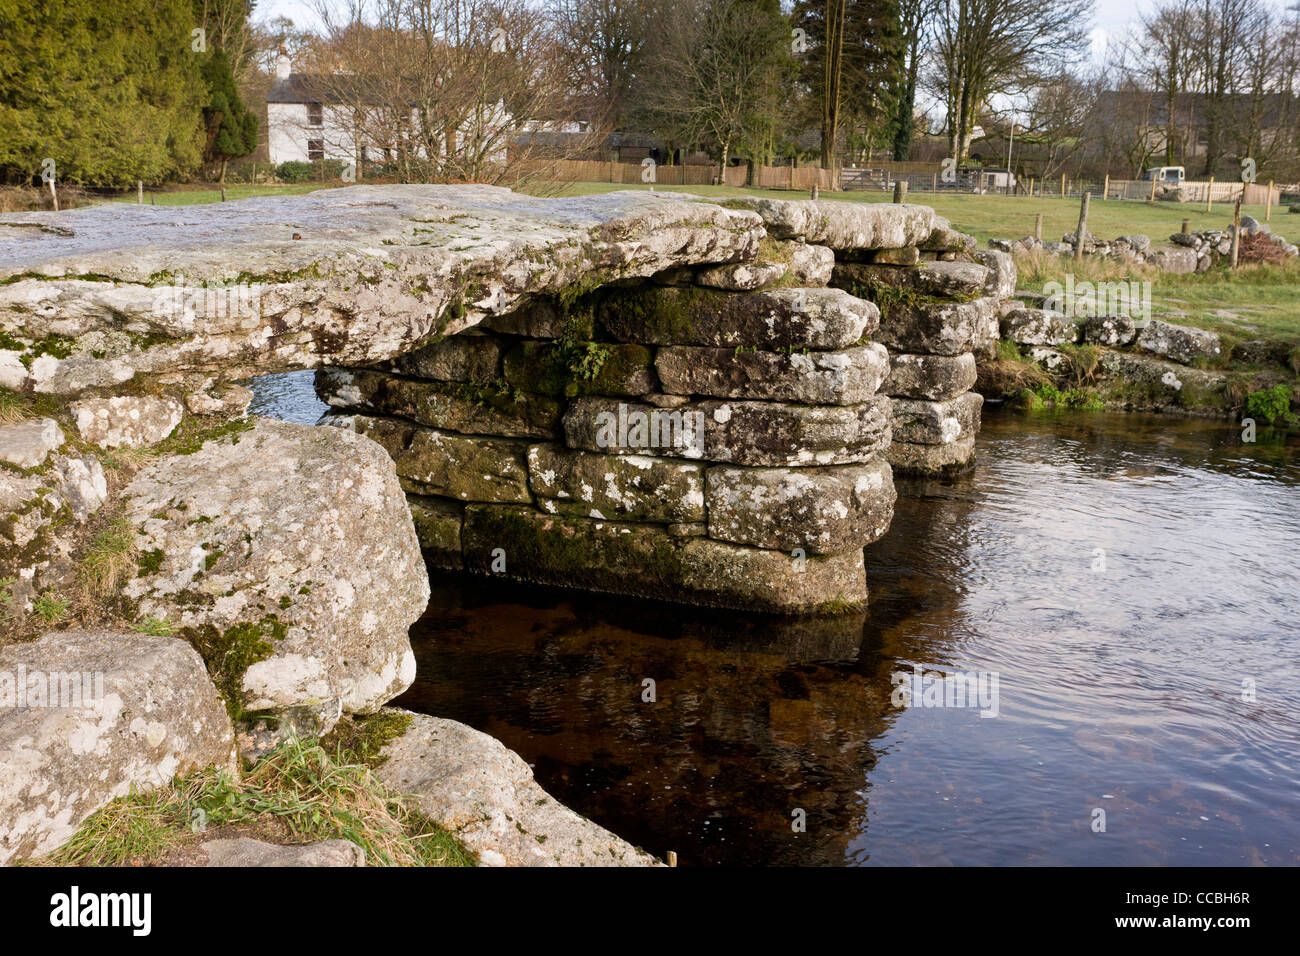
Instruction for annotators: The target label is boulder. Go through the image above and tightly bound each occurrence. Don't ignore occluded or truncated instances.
[870,247,920,266]
[890,392,983,445]
[376,711,657,867]
[461,506,868,612]
[654,343,889,404]
[0,418,64,469]
[0,630,236,864]
[1230,339,1293,367]
[1146,247,1198,274]
[198,837,365,867]
[324,413,531,504]
[784,242,835,286]
[528,444,705,523]
[388,333,502,383]
[562,395,892,467]
[120,418,427,726]
[316,366,562,439]
[695,260,788,291]
[1082,314,1138,347]
[875,297,998,356]
[832,259,991,298]
[0,469,77,613]
[919,216,977,254]
[1094,350,1228,414]
[1000,307,1078,346]
[887,435,977,475]
[502,341,655,398]
[974,250,1017,298]
[884,353,978,402]
[70,396,183,449]
[705,460,895,553]
[406,495,463,569]
[722,198,936,250]
[598,286,879,351]
[51,454,108,521]
[1135,319,1222,365]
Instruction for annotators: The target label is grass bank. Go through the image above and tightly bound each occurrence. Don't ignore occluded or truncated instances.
[1015,250,1300,345]
[25,716,475,867]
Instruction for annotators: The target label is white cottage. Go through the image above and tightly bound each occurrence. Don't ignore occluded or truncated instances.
[265,52,515,170]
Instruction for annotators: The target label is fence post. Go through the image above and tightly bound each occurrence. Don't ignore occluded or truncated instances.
[610,160,615,184]
[137,180,143,204]
[1266,180,1274,223]
[1035,212,1043,241]
[893,181,907,204]
[48,178,58,211]
[1061,173,1066,197]
[1103,173,1109,199]
[932,172,937,193]
[1181,218,1190,234]
[1230,197,1242,271]
[1074,192,1091,260]
[1206,177,1214,213]
[1149,177,1157,202]
[810,184,819,200]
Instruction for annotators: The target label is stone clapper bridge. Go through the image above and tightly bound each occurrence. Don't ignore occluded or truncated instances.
[1,185,1012,618]
[0,185,1019,865]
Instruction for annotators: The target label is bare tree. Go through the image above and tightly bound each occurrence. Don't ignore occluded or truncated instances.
[929,0,1093,165]
[634,0,794,171]
[548,0,651,134]
[302,0,583,184]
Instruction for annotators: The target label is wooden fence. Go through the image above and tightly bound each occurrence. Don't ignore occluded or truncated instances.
[546,158,837,191]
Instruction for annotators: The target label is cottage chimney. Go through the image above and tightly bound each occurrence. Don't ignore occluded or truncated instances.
[275,44,292,80]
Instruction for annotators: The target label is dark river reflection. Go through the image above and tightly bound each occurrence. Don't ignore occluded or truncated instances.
[391,407,1300,866]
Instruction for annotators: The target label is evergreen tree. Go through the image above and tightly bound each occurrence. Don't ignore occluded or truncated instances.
[199,48,258,182]
[794,0,903,165]
[0,0,206,186]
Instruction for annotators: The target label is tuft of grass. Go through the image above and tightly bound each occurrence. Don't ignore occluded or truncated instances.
[322,711,415,769]
[131,616,175,636]
[32,591,70,625]
[80,516,139,598]
[0,388,32,425]
[35,734,476,868]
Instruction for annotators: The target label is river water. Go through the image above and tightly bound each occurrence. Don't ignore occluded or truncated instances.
[251,373,1300,866]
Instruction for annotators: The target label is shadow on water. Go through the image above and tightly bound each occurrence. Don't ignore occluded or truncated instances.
[391,407,1300,866]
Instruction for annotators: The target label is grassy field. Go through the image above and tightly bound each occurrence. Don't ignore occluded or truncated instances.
[104,182,335,205]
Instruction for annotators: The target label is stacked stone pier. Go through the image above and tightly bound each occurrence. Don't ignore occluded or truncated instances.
[317,264,898,613]
[829,234,1013,475]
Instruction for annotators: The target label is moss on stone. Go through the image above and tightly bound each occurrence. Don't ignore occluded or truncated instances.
[183,615,285,722]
